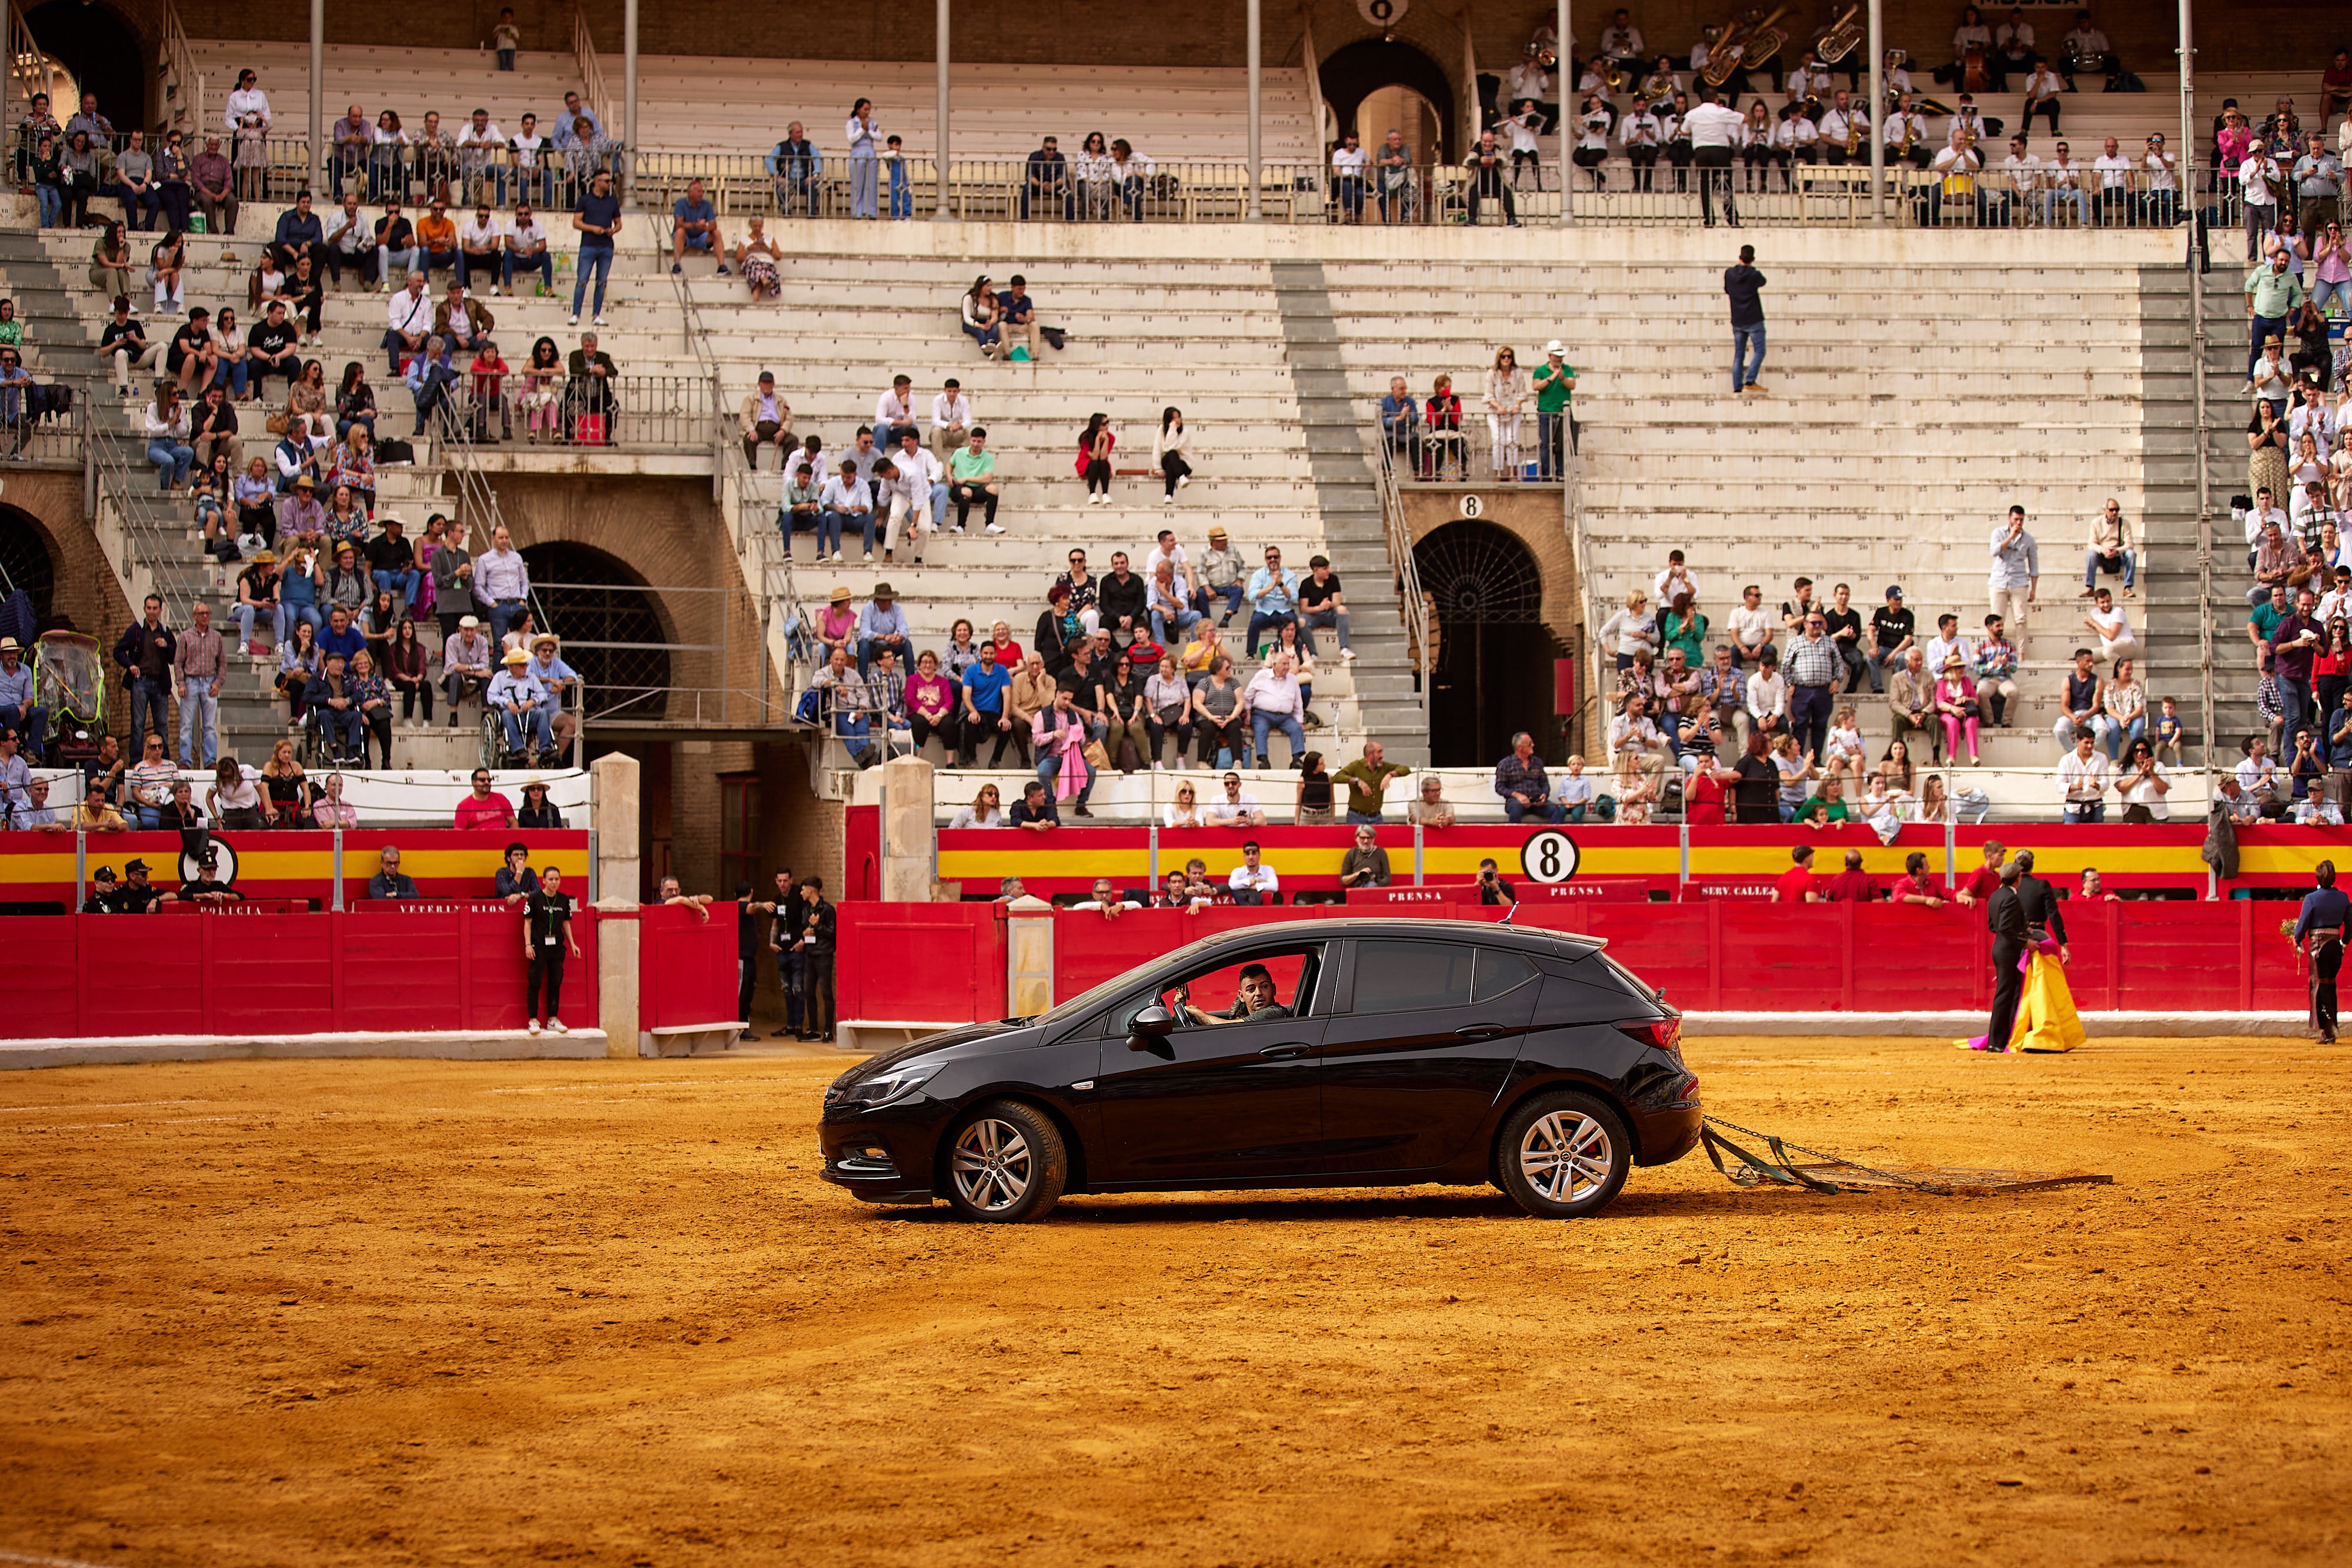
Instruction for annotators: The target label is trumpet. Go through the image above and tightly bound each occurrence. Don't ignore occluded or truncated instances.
[1535,48,1558,71]
[1603,62,1626,92]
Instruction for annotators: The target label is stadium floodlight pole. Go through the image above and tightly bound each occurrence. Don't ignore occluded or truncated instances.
[935,0,950,219]
[1557,0,1572,225]
[308,0,323,193]
[1866,0,1884,223]
[1247,0,1262,219]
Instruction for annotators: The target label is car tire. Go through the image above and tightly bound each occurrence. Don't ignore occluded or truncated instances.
[940,1099,1068,1223]
[1495,1090,1632,1219]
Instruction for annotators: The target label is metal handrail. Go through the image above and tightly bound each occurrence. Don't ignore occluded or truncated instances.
[572,3,610,144]
[78,376,201,616]
[1373,441,1432,738]
[159,0,205,141]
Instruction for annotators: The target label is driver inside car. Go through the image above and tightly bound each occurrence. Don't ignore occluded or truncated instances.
[1172,962,1292,1027]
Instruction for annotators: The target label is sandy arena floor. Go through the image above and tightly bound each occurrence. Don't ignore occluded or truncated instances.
[1,1034,2346,1566]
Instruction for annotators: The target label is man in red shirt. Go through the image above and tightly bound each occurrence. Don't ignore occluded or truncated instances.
[453,765,516,830]
[1822,848,1876,902]
[1773,844,1819,902]
[1894,851,1946,905]
[1954,838,2006,906]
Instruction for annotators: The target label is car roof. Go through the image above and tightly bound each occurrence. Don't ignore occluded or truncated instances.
[1197,916,1607,960]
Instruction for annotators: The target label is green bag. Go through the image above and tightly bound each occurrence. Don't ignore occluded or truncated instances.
[188,213,206,234]
[1007,345,1031,362]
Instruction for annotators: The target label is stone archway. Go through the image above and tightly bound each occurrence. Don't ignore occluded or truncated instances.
[24,2,149,133]
[1318,38,1459,162]
[0,504,59,628]
[1412,520,1559,766]
[517,540,673,726]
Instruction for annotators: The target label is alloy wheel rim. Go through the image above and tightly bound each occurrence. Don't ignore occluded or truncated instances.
[951,1118,1033,1211]
[1520,1111,1612,1204]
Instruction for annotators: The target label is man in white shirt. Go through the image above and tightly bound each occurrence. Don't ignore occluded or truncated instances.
[1243,653,1307,767]
[1597,9,1645,77]
[1994,8,2036,82]
[1072,878,1141,918]
[1883,93,1930,169]
[2056,732,2110,823]
[1227,841,1280,904]
[1746,648,1788,743]
[2090,135,2134,225]
[2060,14,2114,89]
[457,204,506,295]
[323,191,373,287]
[817,460,873,563]
[874,375,918,448]
[1817,91,1860,166]
[1620,101,1665,191]
[1144,528,1197,605]
[2019,61,2064,143]
[1654,551,1699,609]
[1609,691,1671,794]
[2241,146,2284,260]
[930,379,973,466]
[1329,132,1369,222]
[506,203,553,295]
[2236,737,2281,814]
[382,271,433,376]
[883,429,946,563]
[1207,771,1266,827]
[1946,96,1993,149]
[1989,506,2040,657]
[1785,52,1834,106]
[1774,101,1819,186]
[2140,133,2178,226]
[1729,584,1775,667]
[509,112,553,208]
[455,109,507,206]
[2291,386,2336,453]
[2040,141,2090,227]
[1922,613,1974,678]
[1682,91,1746,228]
[1504,52,1554,135]
[1994,135,2039,228]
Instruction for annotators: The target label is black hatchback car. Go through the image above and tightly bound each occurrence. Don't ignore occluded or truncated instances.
[819,918,1700,1222]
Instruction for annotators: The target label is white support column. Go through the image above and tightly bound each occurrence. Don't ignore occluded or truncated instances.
[590,753,642,1059]
[935,0,951,218]
[308,0,323,192]
[1557,0,1573,224]
[622,0,639,168]
[1867,0,1884,223]
[1247,0,1262,219]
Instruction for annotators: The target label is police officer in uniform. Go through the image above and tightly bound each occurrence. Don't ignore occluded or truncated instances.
[2294,860,2348,1042]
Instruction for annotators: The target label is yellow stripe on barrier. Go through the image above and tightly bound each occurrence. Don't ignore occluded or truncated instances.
[2239,841,2337,878]
[1689,844,1917,875]
[220,848,338,881]
[394,848,592,881]
[0,850,74,884]
[938,847,1152,881]
[1985,841,2207,876]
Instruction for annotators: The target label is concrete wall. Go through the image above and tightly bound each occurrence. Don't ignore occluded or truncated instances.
[157,0,2327,80]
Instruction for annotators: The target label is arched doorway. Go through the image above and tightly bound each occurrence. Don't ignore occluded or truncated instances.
[0,506,59,629]
[517,541,672,726]
[1318,38,1458,162]
[24,4,148,133]
[1413,521,1557,767]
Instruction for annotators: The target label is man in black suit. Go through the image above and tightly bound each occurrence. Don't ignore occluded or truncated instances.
[1982,860,2027,1053]
[2013,848,2070,961]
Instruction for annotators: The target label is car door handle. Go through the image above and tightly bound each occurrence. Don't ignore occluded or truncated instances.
[1258,1044,1312,1060]
[1455,1025,1511,1040]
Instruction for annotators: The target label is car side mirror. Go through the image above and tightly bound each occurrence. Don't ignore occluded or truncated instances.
[1128,1004,1177,1045]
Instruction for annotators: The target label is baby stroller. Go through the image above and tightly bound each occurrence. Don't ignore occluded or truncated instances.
[31,629,105,765]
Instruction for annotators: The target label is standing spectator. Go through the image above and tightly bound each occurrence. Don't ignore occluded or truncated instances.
[113,594,176,744]
[1494,729,1565,823]
[2273,585,2325,757]
[473,524,530,646]
[1532,341,1577,474]
[846,101,883,220]
[1989,506,2040,656]
[799,877,836,1042]
[175,601,225,767]
[2245,249,2304,383]
[522,867,581,1035]
[1723,243,1766,392]
[1331,740,1410,824]
[2294,132,2342,241]
[1781,612,1841,762]
[1244,651,1308,767]
[569,168,621,326]
[1482,346,1529,479]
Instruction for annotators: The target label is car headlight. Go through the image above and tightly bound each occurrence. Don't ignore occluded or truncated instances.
[828,1059,943,1110]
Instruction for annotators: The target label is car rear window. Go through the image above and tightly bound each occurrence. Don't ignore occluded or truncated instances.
[1351,940,1475,1013]
[1473,948,1539,1002]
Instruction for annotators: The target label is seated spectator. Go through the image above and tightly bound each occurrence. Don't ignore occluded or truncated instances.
[1191,656,1248,767]
[959,275,1000,357]
[368,845,419,898]
[2052,646,2103,748]
[1031,686,1095,816]
[737,217,783,300]
[669,179,727,273]
[1729,583,1775,667]
[1409,774,1456,827]
[1339,824,1392,890]
[949,426,1003,534]
[1007,778,1060,830]
[6,774,62,831]
[311,770,358,826]
[1162,780,1204,828]
[739,372,792,468]
[1475,858,1516,905]
[73,785,126,832]
[2057,730,2112,822]
[1796,775,1852,824]
[454,766,515,829]
[1207,771,1267,827]
[1244,547,1300,657]
[1555,754,1598,822]
[1887,647,1937,758]
[487,647,550,763]
[948,783,1004,830]
[1227,841,1279,905]
[2084,587,2137,661]
[1611,691,1672,796]
[1495,729,1565,824]
[1243,651,1308,767]
[1379,375,1421,467]
[497,840,540,903]
[1774,845,1819,902]
[523,635,579,760]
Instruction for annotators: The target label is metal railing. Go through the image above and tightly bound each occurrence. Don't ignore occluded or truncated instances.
[1377,418,1572,486]
[432,375,714,453]
[572,3,611,136]
[159,0,204,142]
[0,380,86,467]
[1372,437,1432,740]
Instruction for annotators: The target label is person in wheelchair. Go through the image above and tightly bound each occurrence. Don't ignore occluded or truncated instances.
[487,646,552,764]
[304,650,368,764]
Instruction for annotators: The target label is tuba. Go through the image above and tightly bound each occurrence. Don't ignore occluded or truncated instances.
[1702,7,1790,88]
[1818,5,1863,64]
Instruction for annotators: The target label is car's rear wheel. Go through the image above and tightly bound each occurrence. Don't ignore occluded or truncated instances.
[1496,1091,1631,1219]
[941,1099,1068,1223]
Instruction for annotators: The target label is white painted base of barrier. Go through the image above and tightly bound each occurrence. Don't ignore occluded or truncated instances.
[0,1029,610,1070]
[642,1024,750,1057]
[836,1020,965,1056]
[1681,1011,2306,1038]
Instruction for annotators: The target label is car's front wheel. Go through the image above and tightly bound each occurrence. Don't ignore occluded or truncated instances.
[941,1099,1068,1222]
[1496,1091,1631,1219]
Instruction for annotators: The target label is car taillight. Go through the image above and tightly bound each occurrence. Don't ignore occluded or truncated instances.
[1618,1017,1683,1062]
